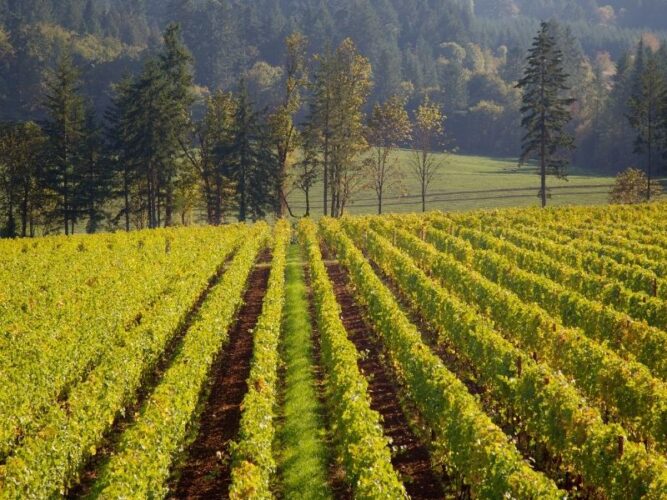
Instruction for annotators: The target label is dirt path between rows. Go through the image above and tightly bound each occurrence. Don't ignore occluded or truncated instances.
[171,253,271,499]
[324,258,445,499]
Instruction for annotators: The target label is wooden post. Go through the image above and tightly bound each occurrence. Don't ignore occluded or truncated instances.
[516,356,522,376]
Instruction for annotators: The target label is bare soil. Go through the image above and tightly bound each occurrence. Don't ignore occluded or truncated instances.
[324,259,445,499]
[170,253,271,499]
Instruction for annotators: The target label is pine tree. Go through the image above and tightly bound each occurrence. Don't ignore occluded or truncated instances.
[230,81,278,222]
[105,74,137,232]
[517,22,575,208]
[127,58,170,229]
[78,106,111,233]
[42,50,86,234]
[0,121,46,237]
[628,54,666,201]
[116,23,194,230]
[157,22,195,226]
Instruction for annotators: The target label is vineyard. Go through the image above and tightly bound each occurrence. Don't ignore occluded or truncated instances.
[1,204,667,499]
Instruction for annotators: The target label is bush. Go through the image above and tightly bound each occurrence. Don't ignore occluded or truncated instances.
[609,167,663,204]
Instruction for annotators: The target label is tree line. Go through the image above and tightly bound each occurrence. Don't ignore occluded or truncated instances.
[0,24,450,236]
[1,18,666,237]
[517,21,667,208]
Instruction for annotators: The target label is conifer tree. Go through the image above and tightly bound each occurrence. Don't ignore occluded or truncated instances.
[628,53,666,201]
[78,106,111,233]
[158,22,194,226]
[105,74,137,232]
[230,81,278,222]
[0,121,46,237]
[43,50,86,234]
[517,22,575,208]
[118,23,194,229]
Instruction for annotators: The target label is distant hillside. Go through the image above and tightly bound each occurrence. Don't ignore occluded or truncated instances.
[474,0,666,30]
[1,0,663,122]
[1,0,665,171]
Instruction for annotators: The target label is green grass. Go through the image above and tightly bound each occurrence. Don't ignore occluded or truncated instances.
[287,150,628,216]
[275,244,332,499]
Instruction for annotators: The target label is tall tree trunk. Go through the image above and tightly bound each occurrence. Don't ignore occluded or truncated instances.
[156,172,162,228]
[214,175,223,225]
[421,182,426,213]
[540,83,547,209]
[202,174,213,224]
[7,198,15,237]
[278,151,288,218]
[64,168,69,235]
[647,114,653,202]
[21,182,29,238]
[165,176,173,227]
[239,160,247,222]
[330,163,337,217]
[124,167,130,232]
[147,168,154,229]
[323,135,329,217]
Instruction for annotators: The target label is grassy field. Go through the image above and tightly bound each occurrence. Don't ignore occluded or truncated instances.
[286,150,624,216]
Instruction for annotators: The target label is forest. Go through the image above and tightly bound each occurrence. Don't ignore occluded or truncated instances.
[0,0,667,235]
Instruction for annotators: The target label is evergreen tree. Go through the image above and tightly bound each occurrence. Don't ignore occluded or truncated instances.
[628,54,666,201]
[183,90,237,225]
[117,23,194,229]
[517,22,575,208]
[105,74,142,231]
[0,121,46,237]
[127,58,170,229]
[230,81,278,222]
[42,50,86,234]
[78,106,111,233]
[157,22,194,226]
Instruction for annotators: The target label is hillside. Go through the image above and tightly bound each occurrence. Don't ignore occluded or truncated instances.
[1,0,664,121]
[476,0,666,29]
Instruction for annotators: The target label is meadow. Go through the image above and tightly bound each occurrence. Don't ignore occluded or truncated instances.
[287,151,621,216]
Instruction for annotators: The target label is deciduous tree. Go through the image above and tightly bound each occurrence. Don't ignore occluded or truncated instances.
[364,95,411,214]
[411,96,444,212]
